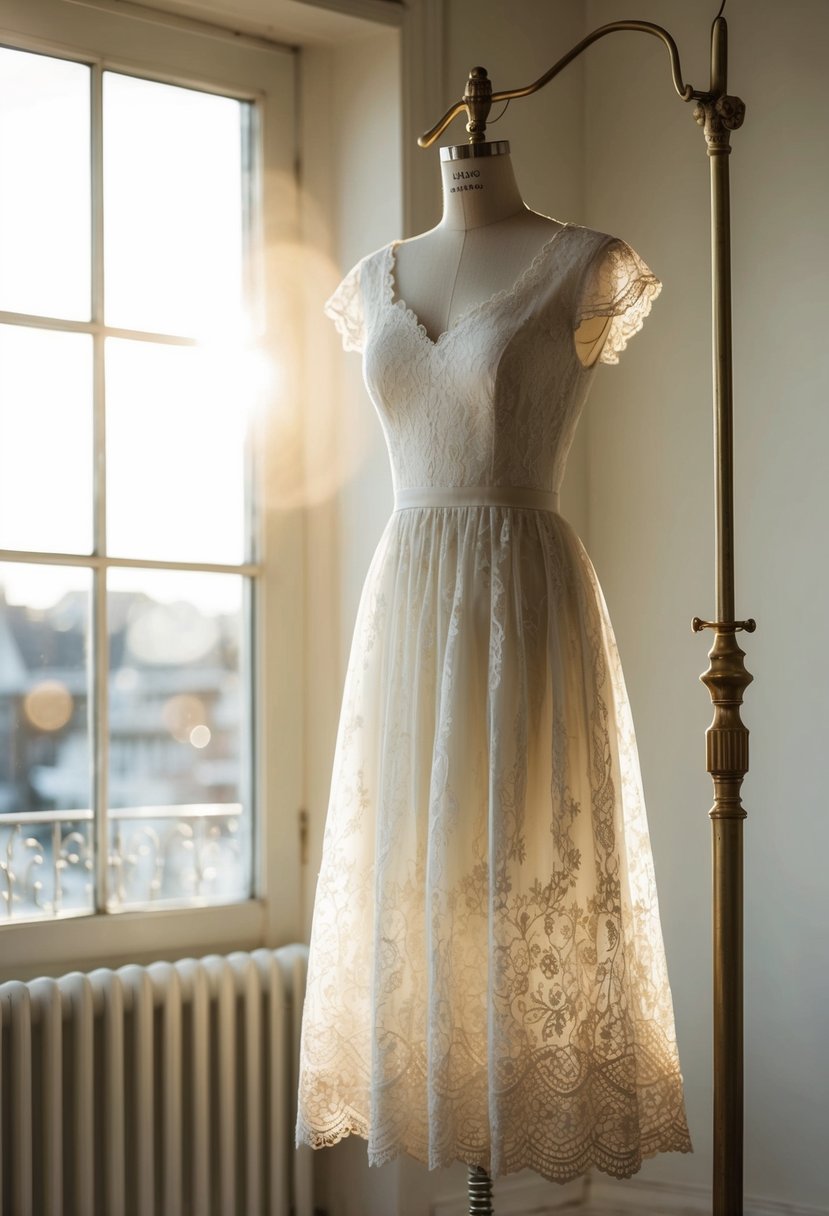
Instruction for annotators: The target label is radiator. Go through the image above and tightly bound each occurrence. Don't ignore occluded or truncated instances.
[0,945,313,1216]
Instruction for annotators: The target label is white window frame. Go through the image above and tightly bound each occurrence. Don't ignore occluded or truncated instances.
[0,0,304,979]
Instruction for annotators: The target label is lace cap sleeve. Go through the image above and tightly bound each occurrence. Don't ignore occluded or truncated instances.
[577,236,662,365]
[324,259,365,353]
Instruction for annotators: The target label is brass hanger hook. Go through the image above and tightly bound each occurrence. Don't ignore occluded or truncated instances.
[418,21,703,149]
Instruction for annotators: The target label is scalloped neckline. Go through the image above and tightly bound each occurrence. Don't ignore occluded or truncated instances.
[384,222,570,349]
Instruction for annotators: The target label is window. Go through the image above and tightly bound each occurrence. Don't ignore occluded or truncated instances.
[0,3,300,969]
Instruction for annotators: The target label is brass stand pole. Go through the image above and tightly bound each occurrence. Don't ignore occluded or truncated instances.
[691,15,751,1216]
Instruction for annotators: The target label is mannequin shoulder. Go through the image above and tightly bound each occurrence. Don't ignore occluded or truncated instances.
[391,226,464,278]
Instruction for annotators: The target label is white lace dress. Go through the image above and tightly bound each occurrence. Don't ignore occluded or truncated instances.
[296,220,692,1182]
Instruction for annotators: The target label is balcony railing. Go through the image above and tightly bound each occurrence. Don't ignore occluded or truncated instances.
[0,803,245,922]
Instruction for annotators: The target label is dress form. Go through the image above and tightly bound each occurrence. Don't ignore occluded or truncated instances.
[390,140,612,365]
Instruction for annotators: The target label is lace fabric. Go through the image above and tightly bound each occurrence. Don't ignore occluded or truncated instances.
[301,222,691,1183]
[575,236,662,365]
[324,257,365,352]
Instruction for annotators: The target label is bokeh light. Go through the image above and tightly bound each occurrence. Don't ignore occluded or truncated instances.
[162,693,207,743]
[23,679,74,732]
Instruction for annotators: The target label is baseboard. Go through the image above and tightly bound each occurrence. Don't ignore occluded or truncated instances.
[433,1173,828,1216]
[587,1177,829,1216]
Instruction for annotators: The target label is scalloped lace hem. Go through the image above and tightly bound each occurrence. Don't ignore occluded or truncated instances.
[296,1114,693,1184]
[576,238,663,365]
[324,295,363,353]
[598,273,662,365]
[323,256,366,352]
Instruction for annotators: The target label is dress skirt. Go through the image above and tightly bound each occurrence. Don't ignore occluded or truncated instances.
[296,496,692,1182]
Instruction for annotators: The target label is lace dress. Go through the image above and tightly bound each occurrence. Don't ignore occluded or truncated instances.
[296,220,692,1182]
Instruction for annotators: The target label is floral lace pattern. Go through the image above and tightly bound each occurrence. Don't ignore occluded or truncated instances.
[299,223,691,1182]
[575,236,662,365]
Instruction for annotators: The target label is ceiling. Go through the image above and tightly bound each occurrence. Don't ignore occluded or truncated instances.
[80,0,401,46]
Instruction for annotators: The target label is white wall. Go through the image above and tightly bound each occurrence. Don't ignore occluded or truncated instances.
[583,0,829,1210]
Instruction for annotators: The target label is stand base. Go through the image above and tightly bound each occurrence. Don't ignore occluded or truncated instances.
[468,1165,493,1215]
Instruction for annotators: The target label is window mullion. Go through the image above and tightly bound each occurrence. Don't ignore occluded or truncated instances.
[240,102,259,901]
[90,60,109,915]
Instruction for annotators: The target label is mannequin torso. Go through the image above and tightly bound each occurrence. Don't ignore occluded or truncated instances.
[391,142,612,365]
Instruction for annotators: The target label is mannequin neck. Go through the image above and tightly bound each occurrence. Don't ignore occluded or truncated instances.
[438,144,527,231]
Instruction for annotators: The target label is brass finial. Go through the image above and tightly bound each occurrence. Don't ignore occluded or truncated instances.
[462,67,493,142]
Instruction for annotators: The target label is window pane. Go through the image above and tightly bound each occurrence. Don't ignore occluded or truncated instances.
[0,562,93,921]
[103,73,246,337]
[107,566,249,911]
[105,337,248,563]
[0,48,90,320]
[0,326,93,556]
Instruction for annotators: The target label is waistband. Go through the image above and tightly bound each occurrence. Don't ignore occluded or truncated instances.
[394,485,560,513]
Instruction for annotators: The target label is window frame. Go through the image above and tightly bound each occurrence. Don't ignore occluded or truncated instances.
[0,1,303,980]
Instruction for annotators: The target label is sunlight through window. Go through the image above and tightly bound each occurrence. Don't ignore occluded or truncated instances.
[0,48,259,921]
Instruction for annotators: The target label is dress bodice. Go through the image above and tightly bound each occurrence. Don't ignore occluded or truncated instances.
[325,222,660,501]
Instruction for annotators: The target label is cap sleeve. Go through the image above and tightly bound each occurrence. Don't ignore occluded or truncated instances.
[323,259,365,353]
[576,237,662,365]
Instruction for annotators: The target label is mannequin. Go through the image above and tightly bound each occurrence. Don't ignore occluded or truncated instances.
[390,140,613,365]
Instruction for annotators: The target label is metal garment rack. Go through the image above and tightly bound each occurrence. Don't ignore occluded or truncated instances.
[418,8,751,1216]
